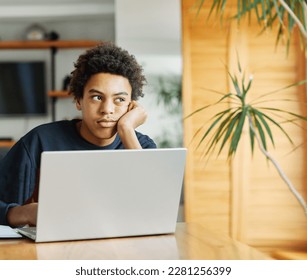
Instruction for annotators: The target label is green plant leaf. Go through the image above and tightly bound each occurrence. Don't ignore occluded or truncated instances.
[251,97,303,107]
[249,122,255,153]
[236,50,242,72]
[196,112,227,150]
[195,0,206,17]
[244,75,253,94]
[193,107,237,146]
[261,0,267,23]
[218,111,242,154]
[271,0,281,23]
[252,108,275,147]
[184,92,235,119]
[210,0,222,18]
[228,71,242,97]
[229,106,247,157]
[194,0,307,50]
[220,0,228,14]
[257,110,294,145]
[251,79,307,103]
[203,109,240,155]
[259,107,307,122]
[253,0,262,25]
[254,115,267,150]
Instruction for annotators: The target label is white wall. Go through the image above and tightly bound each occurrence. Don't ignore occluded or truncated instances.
[115,0,182,146]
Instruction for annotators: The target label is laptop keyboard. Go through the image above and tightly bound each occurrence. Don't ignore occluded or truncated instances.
[21,227,37,234]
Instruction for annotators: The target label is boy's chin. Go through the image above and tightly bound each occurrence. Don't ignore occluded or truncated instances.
[97,129,117,140]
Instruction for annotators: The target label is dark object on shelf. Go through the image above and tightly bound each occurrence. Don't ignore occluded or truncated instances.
[45,31,60,41]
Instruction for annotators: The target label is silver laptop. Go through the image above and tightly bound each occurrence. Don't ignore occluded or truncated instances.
[17,148,186,242]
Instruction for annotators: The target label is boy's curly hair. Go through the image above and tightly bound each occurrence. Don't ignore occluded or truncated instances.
[68,42,146,100]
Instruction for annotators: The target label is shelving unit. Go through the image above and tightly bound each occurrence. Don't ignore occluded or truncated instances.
[0,40,101,49]
[0,40,101,120]
[0,141,15,148]
[48,90,70,98]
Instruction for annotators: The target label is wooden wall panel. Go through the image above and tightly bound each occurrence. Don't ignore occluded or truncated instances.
[182,0,232,234]
[182,0,307,250]
[232,17,307,248]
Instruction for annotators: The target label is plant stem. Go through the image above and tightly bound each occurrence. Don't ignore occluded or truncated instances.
[247,114,307,216]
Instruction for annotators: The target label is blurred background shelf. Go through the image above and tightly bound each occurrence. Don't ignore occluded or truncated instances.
[48,90,71,98]
[0,40,101,49]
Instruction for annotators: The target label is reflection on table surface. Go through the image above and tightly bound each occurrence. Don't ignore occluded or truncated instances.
[0,223,272,260]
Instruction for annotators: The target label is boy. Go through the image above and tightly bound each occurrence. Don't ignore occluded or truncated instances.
[0,43,156,227]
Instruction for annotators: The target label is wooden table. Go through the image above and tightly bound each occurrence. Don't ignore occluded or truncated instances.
[0,223,272,260]
[272,250,307,260]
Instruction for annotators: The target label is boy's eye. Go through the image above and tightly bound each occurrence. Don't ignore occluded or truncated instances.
[114,97,126,103]
[92,96,102,101]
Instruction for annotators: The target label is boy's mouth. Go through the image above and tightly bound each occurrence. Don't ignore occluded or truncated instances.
[97,119,116,128]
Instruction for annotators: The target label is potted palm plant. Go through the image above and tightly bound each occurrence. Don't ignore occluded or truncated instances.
[185,0,307,215]
[186,57,307,215]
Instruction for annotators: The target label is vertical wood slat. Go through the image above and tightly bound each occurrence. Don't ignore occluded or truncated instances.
[182,0,232,234]
[227,21,250,242]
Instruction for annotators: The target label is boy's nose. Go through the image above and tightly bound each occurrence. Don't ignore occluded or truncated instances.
[100,100,114,114]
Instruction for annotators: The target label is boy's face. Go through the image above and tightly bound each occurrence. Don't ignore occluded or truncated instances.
[76,72,132,146]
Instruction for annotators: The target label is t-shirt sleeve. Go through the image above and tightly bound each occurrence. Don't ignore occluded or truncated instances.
[137,133,157,149]
[0,140,36,225]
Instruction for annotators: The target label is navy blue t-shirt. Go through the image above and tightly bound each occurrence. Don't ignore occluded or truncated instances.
[0,119,156,225]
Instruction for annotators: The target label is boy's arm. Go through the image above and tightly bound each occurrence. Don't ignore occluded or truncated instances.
[117,101,148,149]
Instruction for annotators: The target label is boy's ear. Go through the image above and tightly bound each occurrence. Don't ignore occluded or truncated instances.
[75,98,82,111]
